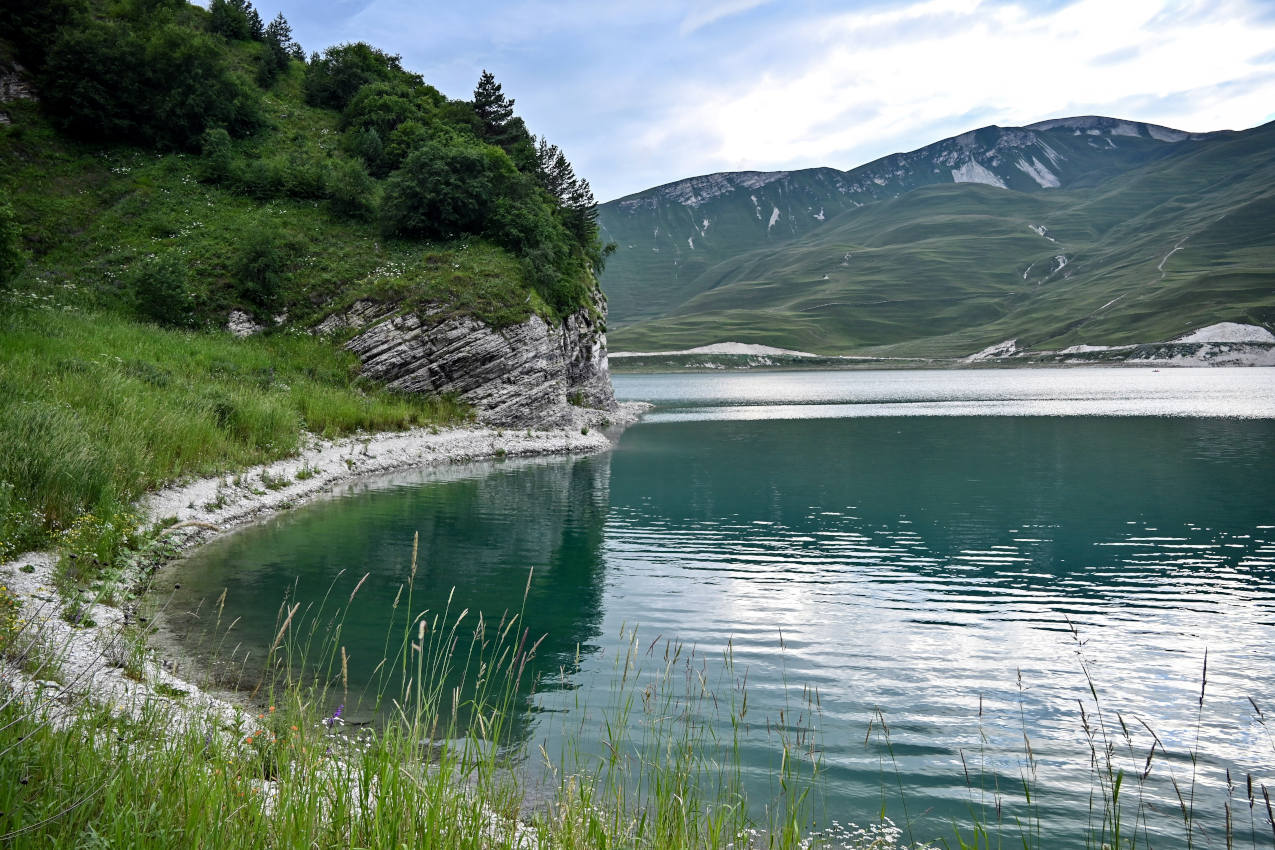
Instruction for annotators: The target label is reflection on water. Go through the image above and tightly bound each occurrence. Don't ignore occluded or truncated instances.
[552,411,1275,846]
[162,368,1275,847]
[162,454,612,741]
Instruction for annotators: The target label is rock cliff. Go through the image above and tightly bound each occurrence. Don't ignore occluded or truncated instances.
[319,295,618,427]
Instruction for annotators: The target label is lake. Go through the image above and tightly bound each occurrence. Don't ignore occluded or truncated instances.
[162,368,1275,846]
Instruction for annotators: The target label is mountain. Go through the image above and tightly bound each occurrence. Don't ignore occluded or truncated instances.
[597,117,1275,356]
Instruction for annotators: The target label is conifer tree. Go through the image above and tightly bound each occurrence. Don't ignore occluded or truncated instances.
[472,70,514,139]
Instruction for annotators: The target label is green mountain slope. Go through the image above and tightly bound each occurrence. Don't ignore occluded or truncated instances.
[600,118,1275,356]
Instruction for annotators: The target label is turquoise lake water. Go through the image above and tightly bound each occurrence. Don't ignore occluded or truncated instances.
[164,368,1275,846]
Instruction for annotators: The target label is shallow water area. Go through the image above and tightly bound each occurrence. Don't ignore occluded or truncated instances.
[162,368,1275,847]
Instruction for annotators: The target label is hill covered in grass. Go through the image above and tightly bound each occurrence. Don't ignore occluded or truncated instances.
[1,0,607,331]
[0,0,612,561]
[598,117,1275,356]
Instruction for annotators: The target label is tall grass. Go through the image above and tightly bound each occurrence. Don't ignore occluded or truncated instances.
[0,304,469,562]
[3,535,1273,848]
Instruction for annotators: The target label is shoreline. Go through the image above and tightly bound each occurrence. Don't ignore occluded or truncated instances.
[0,401,650,728]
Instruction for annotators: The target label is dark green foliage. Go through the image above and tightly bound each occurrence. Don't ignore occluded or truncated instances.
[438,99,482,138]
[381,137,512,239]
[258,12,299,86]
[4,0,604,334]
[0,0,87,69]
[0,193,23,287]
[40,19,264,149]
[536,138,598,245]
[327,158,377,221]
[342,81,441,137]
[130,253,199,328]
[472,70,514,139]
[233,222,296,314]
[384,120,431,173]
[342,81,450,174]
[208,0,262,41]
[471,71,536,167]
[198,128,236,183]
[304,43,412,111]
[350,127,387,176]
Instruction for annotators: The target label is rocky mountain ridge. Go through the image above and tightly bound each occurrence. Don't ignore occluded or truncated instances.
[597,116,1231,326]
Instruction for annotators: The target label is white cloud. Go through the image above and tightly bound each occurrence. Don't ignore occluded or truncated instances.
[679,0,776,36]
[619,0,1275,192]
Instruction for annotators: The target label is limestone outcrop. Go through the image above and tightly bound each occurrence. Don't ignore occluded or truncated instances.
[322,296,618,427]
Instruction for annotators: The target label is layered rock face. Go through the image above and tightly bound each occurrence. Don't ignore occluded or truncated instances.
[323,297,617,427]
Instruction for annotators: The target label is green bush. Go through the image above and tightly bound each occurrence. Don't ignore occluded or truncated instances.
[131,252,200,328]
[380,137,513,239]
[207,0,261,42]
[197,127,236,183]
[304,42,411,111]
[232,223,296,313]
[0,193,23,288]
[56,503,142,588]
[327,158,377,221]
[40,19,264,149]
[0,0,87,69]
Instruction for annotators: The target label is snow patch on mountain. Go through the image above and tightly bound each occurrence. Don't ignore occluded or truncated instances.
[687,236,694,249]
[1173,323,1275,343]
[1018,157,1060,188]
[612,342,818,358]
[768,207,781,230]
[813,207,825,221]
[966,339,1020,361]
[750,194,761,220]
[1028,224,1057,242]
[951,160,1007,188]
[1059,343,1132,354]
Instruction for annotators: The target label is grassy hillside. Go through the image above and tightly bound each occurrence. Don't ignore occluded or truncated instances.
[0,0,608,564]
[606,120,1275,355]
[597,117,1220,329]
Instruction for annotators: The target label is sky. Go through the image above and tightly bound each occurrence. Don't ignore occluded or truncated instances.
[266,0,1275,202]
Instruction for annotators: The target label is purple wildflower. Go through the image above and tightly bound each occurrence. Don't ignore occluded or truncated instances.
[324,703,344,728]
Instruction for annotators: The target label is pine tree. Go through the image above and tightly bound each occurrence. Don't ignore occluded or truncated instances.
[472,70,514,139]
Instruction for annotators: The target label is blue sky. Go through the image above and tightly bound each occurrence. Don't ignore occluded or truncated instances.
[264,0,1275,202]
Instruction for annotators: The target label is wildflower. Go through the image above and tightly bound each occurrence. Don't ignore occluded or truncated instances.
[324,703,344,729]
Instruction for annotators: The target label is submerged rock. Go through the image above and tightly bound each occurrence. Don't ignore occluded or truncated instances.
[332,295,617,427]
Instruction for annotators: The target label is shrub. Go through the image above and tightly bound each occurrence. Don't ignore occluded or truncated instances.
[207,0,261,42]
[0,193,23,288]
[131,253,200,328]
[56,504,142,589]
[304,42,411,111]
[380,137,513,239]
[327,158,377,221]
[232,223,295,314]
[341,80,440,138]
[40,19,264,149]
[197,127,236,183]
